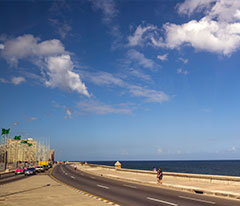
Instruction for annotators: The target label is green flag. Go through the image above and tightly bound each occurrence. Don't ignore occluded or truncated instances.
[28,143,32,147]
[14,136,21,140]
[21,140,28,144]
[1,128,10,135]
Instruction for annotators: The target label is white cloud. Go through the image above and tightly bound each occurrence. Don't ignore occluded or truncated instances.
[81,71,124,87]
[81,71,169,103]
[1,34,89,96]
[162,0,240,55]
[129,68,152,82]
[128,85,169,103]
[157,53,168,61]
[11,76,26,85]
[179,57,188,64]
[128,24,157,47]
[127,1,240,56]
[0,44,4,49]
[65,107,73,119]
[163,18,240,55]
[127,49,155,69]
[49,18,72,39]
[77,99,132,114]
[177,0,216,16]
[177,68,189,75]
[45,55,89,96]
[1,34,66,66]
[90,0,118,23]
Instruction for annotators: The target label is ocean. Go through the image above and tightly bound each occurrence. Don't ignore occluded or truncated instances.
[87,160,240,177]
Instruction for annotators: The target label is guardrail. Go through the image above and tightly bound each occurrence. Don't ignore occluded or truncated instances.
[83,163,240,186]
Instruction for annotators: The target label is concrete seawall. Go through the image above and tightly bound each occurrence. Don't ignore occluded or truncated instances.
[87,163,240,186]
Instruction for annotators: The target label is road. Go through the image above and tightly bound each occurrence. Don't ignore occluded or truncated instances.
[52,164,240,206]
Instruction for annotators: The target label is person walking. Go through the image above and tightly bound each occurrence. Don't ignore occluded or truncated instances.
[157,168,163,184]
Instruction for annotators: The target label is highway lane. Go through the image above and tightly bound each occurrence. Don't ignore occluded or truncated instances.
[0,173,28,185]
[52,164,240,206]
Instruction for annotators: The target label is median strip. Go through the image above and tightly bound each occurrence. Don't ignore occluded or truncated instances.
[97,184,109,189]
[147,197,178,206]
[179,196,216,204]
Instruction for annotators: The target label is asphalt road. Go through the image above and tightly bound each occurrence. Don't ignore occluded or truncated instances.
[52,164,240,206]
[0,173,28,185]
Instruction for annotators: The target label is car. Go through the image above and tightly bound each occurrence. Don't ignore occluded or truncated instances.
[24,167,36,176]
[35,165,45,173]
[15,168,24,175]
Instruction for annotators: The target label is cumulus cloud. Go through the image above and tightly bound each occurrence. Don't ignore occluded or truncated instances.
[128,1,240,56]
[77,99,132,114]
[1,34,66,66]
[127,49,155,69]
[163,18,240,55]
[11,76,26,85]
[45,55,89,96]
[165,0,240,55]
[1,34,89,96]
[157,53,168,61]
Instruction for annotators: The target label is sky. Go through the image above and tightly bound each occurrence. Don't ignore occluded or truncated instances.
[1,0,240,161]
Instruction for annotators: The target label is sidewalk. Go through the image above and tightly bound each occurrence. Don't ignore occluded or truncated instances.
[0,173,110,206]
[73,163,240,201]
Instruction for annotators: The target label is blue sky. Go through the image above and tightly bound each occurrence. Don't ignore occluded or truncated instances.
[1,0,240,161]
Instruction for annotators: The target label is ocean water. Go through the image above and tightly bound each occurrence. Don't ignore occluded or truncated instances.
[87,160,240,177]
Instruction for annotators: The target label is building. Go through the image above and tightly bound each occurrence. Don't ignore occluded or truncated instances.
[7,138,37,163]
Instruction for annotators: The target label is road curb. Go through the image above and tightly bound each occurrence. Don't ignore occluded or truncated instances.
[49,165,120,206]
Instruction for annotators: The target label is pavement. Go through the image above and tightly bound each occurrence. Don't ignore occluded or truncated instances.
[0,171,110,206]
[72,163,240,201]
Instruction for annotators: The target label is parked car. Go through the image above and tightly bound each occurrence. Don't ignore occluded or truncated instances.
[15,168,25,175]
[24,167,36,176]
[35,165,45,173]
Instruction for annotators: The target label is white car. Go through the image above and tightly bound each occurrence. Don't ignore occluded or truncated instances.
[35,165,45,173]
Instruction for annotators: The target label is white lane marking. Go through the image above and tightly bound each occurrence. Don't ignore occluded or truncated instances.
[97,184,109,189]
[90,176,96,179]
[179,196,216,204]
[147,197,178,206]
[70,176,76,179]
[123,184,137,189]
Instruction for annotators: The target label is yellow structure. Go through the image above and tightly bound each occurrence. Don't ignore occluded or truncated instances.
[38,161,48,166]
[115,161,121,169]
